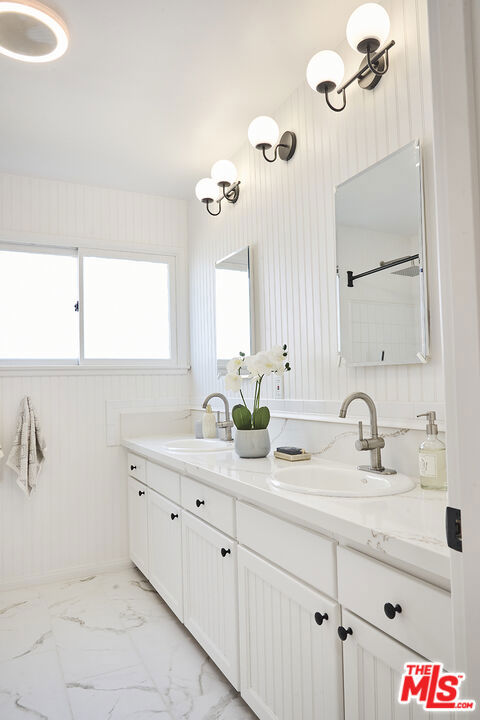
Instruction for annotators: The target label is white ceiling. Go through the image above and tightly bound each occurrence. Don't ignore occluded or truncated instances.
[0,0,360,199]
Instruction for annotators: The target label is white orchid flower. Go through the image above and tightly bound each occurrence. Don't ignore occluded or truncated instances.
[227,356,243,373]
[225,372,242,391]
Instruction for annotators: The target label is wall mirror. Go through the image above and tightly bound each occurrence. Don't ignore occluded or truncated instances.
[335,140,429,366]
[215,246,253,375]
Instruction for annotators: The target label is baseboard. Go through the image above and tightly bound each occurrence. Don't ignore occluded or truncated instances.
[0,557,133,592]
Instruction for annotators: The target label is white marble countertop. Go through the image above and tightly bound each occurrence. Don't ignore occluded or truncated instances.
[123,435,451,581]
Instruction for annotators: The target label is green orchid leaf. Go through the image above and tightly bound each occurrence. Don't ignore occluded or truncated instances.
[232,404,252,430]
[252,406,270,430]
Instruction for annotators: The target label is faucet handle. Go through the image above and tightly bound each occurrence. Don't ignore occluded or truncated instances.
[358,421,364,441]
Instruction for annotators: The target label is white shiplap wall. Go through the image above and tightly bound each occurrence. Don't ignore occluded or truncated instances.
[188,0,445,414]
[0,173,190,587]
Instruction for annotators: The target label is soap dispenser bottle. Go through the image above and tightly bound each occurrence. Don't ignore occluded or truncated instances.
[202,404,217,439]
[417,411,446,490]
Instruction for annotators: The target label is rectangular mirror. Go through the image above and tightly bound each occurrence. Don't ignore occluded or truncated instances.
[335,140,429,366]
[215,246,253,375]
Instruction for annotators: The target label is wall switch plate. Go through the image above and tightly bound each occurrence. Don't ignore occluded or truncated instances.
[274,374,284,399]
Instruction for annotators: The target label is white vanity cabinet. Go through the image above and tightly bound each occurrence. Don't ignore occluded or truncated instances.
[238,546,343,720]
[341,609,455,720]
[147,488,183,621]
[127,476,148,576]
[182,511,239,689]
[125,448,452,720]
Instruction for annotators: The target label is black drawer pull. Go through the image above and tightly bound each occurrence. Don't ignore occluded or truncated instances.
[314,611,329,625]
[138,490,145,497]
[384,602,402,619]
[130,465,137,471]
[221,548,231,557]
[196,499,205,508]
[170,513,178,520]
[337,626,353,641]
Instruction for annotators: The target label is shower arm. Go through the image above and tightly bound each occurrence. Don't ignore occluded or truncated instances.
[346,253,420,288]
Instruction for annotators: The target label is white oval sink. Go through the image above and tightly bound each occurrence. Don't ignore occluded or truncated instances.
[270,463,415,497]
[163,438,234,453]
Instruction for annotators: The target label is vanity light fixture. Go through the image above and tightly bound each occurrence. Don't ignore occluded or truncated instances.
[306,3,395,113]
[247,116,296,163]
[0,0,69,63]
[195,160,240,217]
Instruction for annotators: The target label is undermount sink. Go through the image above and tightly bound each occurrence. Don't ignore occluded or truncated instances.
[270,463,416,497]
[163,438,234,453]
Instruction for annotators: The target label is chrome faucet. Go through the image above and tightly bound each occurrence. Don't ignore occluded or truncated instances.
[339,392,396,475]
[202,393,234,441]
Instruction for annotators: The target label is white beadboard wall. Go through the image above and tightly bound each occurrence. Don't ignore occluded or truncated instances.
[0,173,190,587]
[188,0,445,419]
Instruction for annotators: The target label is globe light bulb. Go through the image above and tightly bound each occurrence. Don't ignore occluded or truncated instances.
[346,3,390,54]
[247,116,280,149]
[195,177,219,203]
[211,160,237,186]
[306,50,345,93]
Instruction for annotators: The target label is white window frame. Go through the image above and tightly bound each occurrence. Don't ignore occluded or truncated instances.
[78,248,178,367]
[0,243,179,369]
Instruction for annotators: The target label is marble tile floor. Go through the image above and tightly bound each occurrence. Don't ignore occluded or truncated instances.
[0,566,257,720]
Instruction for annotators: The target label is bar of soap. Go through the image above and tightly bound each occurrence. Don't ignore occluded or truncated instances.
[276,446,303,455]
[274,450,311,462]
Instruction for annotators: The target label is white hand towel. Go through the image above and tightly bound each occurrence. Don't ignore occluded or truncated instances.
[6,396,46,497]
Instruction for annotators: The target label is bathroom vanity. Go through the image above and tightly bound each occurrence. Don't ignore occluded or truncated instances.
[124,437,452,720]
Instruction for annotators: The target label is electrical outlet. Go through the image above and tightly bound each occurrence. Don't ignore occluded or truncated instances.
[273,373,284,399]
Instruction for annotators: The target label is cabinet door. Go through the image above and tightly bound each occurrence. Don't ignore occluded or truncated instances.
[342,609,456,720]
[182,512,239,689]
[238,546,343,720]
[128,477,148,576]
[147,489,183,621]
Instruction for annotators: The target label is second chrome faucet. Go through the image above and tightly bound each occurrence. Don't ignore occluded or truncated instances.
[339,392,396,475]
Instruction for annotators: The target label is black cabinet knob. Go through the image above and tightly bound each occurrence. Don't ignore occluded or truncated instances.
[196,499,205,508]
[314,612,329,626]
[221,548,231,557]
[384,602,402,619]
[337,626,353,641]
[138,490,145,496]
[170,513,178,520]
[130,465,137,471]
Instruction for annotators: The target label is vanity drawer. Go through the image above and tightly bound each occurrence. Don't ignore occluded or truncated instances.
[237,502,337,598]
[147,462,180,504]
[127,453,146,482]
[337,546,453,667]
[181,476,235,537]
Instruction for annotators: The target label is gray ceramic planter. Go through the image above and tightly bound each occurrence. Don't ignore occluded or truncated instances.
[234,428,271,458]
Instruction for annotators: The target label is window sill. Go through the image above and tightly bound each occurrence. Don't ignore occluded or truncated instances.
[0,365,191,377]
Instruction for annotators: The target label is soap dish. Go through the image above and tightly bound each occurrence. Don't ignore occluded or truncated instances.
[274,449,311,462]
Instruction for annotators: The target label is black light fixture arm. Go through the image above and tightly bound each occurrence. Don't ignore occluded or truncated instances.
[325,88,347,113]
[206,200,221,216]
[347,252,419,287]
[204,181,240,216]
[336,40,395,94]
[366,42,391,76]
[261,143,285,163]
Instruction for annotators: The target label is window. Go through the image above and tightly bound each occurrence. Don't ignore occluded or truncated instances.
[0,247,78,361]
[82,253,172,361]
[0,244,176,366]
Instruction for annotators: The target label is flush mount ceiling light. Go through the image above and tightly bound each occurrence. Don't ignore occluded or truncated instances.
[195,160,241,217]
[247,116,296,163]
[307,3,395,113]
[0,0,69,63]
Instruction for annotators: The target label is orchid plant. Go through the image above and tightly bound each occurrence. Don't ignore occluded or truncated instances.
[225,344,291,431]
